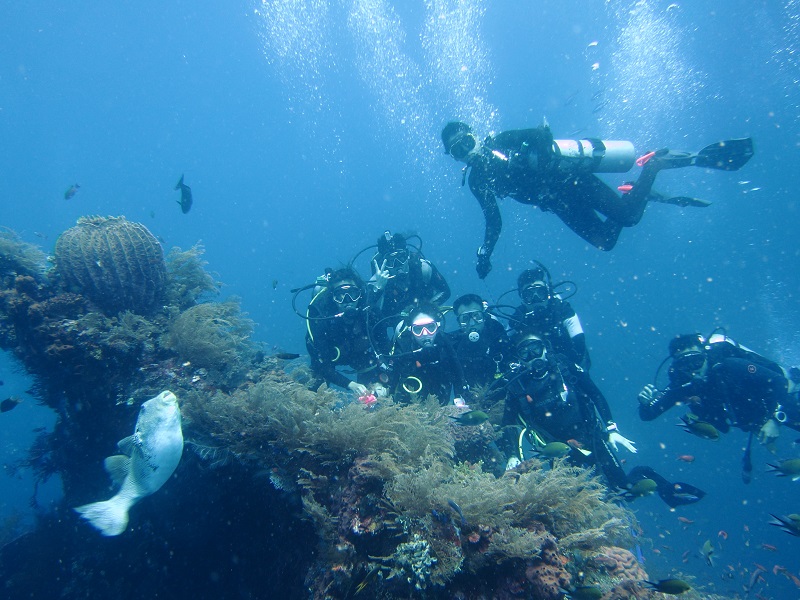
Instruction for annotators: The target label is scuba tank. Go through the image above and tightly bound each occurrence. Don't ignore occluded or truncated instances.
[551,139,635,173]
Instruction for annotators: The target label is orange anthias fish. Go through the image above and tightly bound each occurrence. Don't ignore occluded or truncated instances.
[677,454,695,463]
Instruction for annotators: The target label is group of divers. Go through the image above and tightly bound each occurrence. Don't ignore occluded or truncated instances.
[291,121,800,516]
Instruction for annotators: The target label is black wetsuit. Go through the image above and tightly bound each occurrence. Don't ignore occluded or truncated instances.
[370,253,451,320]
[306,296,382,390]
[640,336,800,434]
[501,358,628,490]
[388,333,467,405]
[510,298,589,369]
[448,315,515,403]
[465,127,650,254]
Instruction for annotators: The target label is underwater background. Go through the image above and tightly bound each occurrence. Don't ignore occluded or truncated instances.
[1,1,799,598]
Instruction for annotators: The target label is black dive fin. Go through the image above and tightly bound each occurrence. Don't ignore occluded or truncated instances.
[693,137,754,171]
[627,466,705,508]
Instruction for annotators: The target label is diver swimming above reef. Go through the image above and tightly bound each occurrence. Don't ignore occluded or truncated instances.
[441,120,754,278]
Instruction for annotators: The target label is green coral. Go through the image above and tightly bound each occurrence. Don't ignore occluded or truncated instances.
[165,299,255,387]
[164,244,219,310]
[0,228,47,281]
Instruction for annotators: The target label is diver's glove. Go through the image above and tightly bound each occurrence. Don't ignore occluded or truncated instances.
[638,384,660,407]
[606,422,638,454]
[348,381,368,396]
[476,245,492,279]
[758,418,781,446]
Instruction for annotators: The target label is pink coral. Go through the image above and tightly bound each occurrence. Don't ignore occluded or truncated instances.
[589,546,648,582]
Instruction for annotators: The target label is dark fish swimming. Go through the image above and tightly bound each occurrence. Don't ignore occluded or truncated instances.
[64,184,80,200]
[1,396,22,413]
[450,410,489,426]
[174,174,193,214]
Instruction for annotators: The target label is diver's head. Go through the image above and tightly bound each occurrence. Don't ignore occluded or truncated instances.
[453,293,487,341]
[407,304,442,349]
[329,268,364,315]
[442,121,477,162]
[514,332,550,379]
[518,267,551,309]
[668,334,708,385]
[376,231,410,279]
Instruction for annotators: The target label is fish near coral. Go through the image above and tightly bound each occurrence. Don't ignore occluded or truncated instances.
[450,410,489,426]
[536,441,571,459]
[766,458,800,481]
[700,538,714,566]
[644,578,692,595]
[74,391,183,536]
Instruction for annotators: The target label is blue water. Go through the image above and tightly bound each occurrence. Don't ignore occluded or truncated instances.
[1,1,799,596]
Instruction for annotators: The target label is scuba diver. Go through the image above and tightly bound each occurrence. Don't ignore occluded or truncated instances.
[440,120,755,278]
[509,263,589,370]
[447,293,515,405]
[303,267,387,396]
[368,231,451,320]
[639,332,800,454]
[502,333,705,508]
[386,303,468,405]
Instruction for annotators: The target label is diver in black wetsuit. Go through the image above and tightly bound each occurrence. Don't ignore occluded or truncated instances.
[639,332,800,443]
[441,121,755,278]
[501,333,705,507]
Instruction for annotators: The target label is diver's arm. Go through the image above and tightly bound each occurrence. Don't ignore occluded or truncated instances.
[638,384,681,421]
[470,180,502,261]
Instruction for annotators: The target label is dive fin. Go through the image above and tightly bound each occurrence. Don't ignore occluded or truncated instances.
[627,466,706,508]
[693,137,754,171]
[649,190,711,208]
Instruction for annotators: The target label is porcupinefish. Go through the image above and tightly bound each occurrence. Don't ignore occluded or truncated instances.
[75,390,183,536]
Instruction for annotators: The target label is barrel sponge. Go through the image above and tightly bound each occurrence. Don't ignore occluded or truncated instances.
[55,216,167,315]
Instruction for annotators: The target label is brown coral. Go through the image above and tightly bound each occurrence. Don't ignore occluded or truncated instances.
[54,215,166,315]
[589,545,648,582]
[525,538,572,600]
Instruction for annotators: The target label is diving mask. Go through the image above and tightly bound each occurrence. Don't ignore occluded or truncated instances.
[448,131,476,160]
[521,283,550,306]
[332,285,362,305]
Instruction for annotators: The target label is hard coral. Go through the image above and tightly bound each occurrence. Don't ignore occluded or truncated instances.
[525,538,572,600]
[588,545,648,582]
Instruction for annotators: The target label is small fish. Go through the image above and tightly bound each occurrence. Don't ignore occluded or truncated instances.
[676,454,695,463]
[450,410,489,426]
[0,396,22,413]
[677,516,694,525]
[174,174,193,214]
[769,513,800,536]
[149,210,156,219]
[766,458,800,481]
[563,90,580,106]
[534,441,571,459]
[678,415,721,441]
[563,585,603,600]
[700,539,714,567]
[718,529,728,540]
[759,542,777,552]
[64,183,80,200]
[33,231,47,239]
[273,353,301,360]
[272,279,278,290]
[592,100,609,113]
[625,478,657,499]
[447,499,467,528]
[645,578,691,595]
[591,89,604,101]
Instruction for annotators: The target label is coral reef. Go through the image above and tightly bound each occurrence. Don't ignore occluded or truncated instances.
[164,244,219,310]
[0,228,47,281]
[54,215,166,315]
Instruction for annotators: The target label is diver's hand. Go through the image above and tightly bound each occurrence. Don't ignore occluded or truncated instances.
[607,422,638,454]
[373,383,388,398]
[638,384,659,406]
[348,381,368,396]
[476,245,492,279]
[371,259,390,291]
[758,418,780,446]
[505,456,521,471]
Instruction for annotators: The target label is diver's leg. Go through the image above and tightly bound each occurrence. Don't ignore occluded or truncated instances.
[549,200,623,250]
